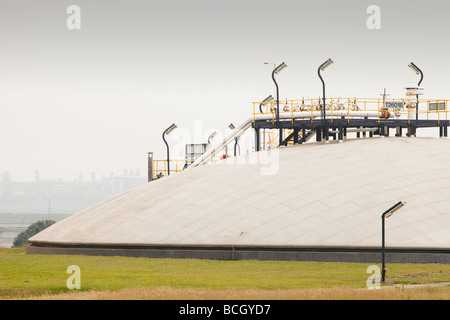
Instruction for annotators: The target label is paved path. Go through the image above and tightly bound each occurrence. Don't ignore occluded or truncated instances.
[389,282,450,289]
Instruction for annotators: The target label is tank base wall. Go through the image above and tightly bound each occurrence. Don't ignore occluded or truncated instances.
[26,244,450,264]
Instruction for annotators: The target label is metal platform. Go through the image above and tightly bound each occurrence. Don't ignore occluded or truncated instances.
[252,97,450,149]
[254,118,450,149]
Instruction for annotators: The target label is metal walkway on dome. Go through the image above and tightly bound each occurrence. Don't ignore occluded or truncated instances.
[149,60,450,180]
[149,96,450,180]
[251,96,449,150]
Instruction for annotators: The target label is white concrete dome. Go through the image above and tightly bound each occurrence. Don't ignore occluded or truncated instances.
[28,137,450,263]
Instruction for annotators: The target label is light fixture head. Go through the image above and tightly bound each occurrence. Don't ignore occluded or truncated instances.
[320,59,334,71]
[273,62,287,75]
[385,201,407,218]
[262,95,275,103]
[408,62,421,75]
[208,131,217,143]
[165,123,177,135]
[209,131,217,138]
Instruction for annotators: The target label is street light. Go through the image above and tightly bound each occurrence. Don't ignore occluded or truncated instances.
[259,95,274,113]
[408,62,424,121]
[318,58,334,141]
[271,62,287,147]
[408,62,423,78]
[162,123,177,176]
[224,123,236,157]
[381,201,407,282]
[208,131,217,144]
[264,62,277,112]
[259,95,274,151]
[234,136,240,156]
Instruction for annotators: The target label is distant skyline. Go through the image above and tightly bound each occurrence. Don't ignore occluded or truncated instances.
[1,1,450,181]
[0,168,146,214]
[2,167,143,182]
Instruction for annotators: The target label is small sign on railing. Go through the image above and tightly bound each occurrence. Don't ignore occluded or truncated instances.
[383,101,405,110]
[429,101,446,112]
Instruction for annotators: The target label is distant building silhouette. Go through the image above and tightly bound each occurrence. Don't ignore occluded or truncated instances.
[0,170,146,214]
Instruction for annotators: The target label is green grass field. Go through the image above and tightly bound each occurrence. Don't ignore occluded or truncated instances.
[1,248,450,300]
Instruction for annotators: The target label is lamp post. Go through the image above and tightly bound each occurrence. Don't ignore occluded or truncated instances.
[318,59,334,141]
[264,62,277,100]
[207,131,217,144]
[259,95,274,114]
[271,62,287,147]
[162,123,177,176]
[408,62,424,121]
[381,201,407,282]
[234,136,240,156]
[147,152,154,182]
[264,62,277,113]
[225,123,235,157]
[259,95,274,151]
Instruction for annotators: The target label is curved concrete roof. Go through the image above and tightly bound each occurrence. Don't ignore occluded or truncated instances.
[29,137,450,250]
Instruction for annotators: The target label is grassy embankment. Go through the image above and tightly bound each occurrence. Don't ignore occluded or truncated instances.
[1,248,449,300]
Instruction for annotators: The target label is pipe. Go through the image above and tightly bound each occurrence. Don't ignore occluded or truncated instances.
[329,128,379,134]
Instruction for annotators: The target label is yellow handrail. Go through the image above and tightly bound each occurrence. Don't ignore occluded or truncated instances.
[152,159,195,179]
[251,97,449,122]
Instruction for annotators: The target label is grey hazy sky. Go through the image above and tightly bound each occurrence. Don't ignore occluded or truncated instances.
[1,0,449,180]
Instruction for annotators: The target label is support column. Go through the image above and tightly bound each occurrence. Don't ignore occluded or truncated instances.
[147,152,154,182]
[363,117,367,138]
[279,128,283,147]
[316,128,322,142]
[293,128,299,145]
[255,128,260,151]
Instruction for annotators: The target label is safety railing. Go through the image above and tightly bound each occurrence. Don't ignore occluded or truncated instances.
[154,98,450,180]
[152,156,225,179]
[253,97,450,125]
[152,159,193,180]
